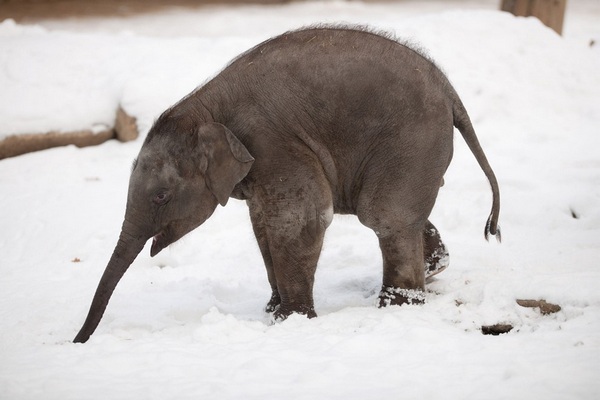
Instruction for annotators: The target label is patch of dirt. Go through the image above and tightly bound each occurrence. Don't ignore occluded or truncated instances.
[516,299,562,315]
[481,299,562,335]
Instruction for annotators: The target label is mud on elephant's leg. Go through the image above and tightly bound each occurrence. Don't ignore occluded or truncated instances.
[265,291,282,313]
[377,230,427,307]
[423,220,450,279]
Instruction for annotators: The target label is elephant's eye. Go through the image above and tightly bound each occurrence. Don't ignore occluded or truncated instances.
[153,191,170,205]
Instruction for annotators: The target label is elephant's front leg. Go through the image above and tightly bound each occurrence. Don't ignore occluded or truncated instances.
[268,196,333,320]
[248,203,280,313]
[249,170,333,321]
[268,218,325,321]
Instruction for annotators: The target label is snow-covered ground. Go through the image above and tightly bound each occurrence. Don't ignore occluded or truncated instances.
[1,1,599,399]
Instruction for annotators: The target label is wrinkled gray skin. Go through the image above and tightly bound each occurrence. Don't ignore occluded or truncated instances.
[74,27,500,343]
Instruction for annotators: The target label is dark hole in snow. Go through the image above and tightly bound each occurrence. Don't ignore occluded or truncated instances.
[481,324,513,335]
[570,208,580,219]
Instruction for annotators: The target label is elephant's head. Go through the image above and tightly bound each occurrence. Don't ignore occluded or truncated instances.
[73,121,254,343]
[133,121,255,256]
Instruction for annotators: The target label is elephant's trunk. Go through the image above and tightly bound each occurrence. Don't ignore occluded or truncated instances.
[73,219,148,343]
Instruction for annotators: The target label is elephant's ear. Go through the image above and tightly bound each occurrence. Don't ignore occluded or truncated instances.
[198,123,254,206]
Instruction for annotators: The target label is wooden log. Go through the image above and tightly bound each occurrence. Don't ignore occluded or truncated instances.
[0,128,115,160]
[115,106,139,142]
[0,106,138,160]
[501,0,567,35]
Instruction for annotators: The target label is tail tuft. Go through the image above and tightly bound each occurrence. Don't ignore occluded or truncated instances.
[484,215,501,243]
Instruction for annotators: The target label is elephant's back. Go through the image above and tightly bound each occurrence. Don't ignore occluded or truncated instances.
[216,25,455,160]
[232,26,432,71]
[227,26,449,93]
[224,27,451,123]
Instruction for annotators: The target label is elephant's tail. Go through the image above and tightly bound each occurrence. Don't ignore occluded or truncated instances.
[452,97,501,242]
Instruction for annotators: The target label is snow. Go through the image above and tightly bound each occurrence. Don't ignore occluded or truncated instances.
[1,1,599,399]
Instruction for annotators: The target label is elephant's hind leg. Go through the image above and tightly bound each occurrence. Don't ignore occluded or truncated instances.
[356,158,445,307]
[375,221,450,306]
[423,220,449,279]
[376,230,427,307]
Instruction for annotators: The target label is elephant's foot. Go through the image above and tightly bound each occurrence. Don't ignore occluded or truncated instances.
[423,223,450,279]
[265,290,281,313]
[272,305,317,322]
[268,294,317,322]
[378,286,426,307]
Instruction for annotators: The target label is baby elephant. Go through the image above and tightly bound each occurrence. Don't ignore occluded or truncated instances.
[74,26,500,343]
